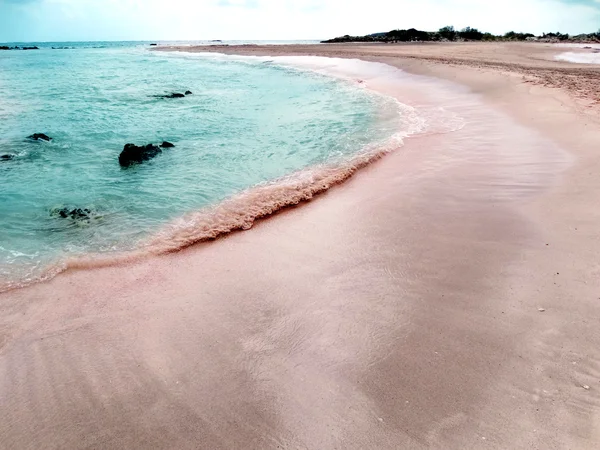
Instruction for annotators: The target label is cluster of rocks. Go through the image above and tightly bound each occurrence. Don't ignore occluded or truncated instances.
[50,207,94,221]
[45,139,176,222]
[0,46,39,51]
[48,139,176,221]
[5,97,185,219]
[2,133,96,223]
[1,133,53,162]
[3,132,178,168]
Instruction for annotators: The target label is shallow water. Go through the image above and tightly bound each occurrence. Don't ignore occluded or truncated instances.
[0,44,402,288]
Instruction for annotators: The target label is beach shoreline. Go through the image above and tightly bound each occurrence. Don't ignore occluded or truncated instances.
[156,41,600,106]
[1,43,600,448]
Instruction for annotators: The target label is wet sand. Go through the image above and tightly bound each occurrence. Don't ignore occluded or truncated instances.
[2,43,600,448]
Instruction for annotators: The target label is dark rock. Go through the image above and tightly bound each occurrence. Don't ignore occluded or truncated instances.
[1,46,40,50]
[152,92,188,99]
[28,133,52,141]
[160,141,175,148]
[185,90,192,95]
[50,207,93,221]
[150,43,158,46]
[119,143,162,167]
[1,154,15,161]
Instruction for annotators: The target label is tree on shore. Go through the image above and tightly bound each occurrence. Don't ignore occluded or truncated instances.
[541,31,569,41]
[438,26,456,41]
[387,28,432,41]
[504,31,535,40]
[458,27,484,40]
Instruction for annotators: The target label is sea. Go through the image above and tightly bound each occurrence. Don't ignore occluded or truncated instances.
[0,41,410,291]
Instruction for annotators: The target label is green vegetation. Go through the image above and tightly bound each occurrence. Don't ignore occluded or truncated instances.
[321,27,600,43]
[504,31,536,40]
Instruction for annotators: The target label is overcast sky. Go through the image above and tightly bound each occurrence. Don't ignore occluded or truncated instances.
[1,0,599,42]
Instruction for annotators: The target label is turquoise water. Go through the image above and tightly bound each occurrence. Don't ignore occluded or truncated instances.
[0,44,399,288]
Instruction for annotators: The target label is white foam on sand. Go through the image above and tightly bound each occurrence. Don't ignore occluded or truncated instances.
[554,44,600,64]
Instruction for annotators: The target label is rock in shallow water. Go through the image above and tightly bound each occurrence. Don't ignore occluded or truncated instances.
[0,154,15,161]
[160,141,175,148]
[154,93,186,99]
[119,143,163,167]
[28,133,52,142]
[153,91,192,99]
[50,207,93,221]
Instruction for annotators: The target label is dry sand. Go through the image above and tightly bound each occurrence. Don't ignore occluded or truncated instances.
[1,43,600,449]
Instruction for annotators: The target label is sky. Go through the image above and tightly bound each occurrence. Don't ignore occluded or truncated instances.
[0,0,599,42]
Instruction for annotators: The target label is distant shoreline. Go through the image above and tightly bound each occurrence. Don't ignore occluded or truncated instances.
[320,26,600,44]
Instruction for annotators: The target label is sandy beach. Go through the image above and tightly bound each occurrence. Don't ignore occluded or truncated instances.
[2,42,600,449]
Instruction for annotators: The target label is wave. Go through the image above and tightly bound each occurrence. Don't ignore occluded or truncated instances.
[0,137,398,294]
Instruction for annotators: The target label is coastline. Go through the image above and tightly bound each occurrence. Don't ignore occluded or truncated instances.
[1,43,600,448]
[156,42,600,106]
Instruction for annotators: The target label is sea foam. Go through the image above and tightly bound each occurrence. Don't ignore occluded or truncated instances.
[554,44,600,64]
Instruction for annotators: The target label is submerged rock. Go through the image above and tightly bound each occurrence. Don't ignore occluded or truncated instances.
[119,143,162,167]
[50,207,93,221]
[1,154,15,161]
[28,133,52,142]
[160,141,175,148]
